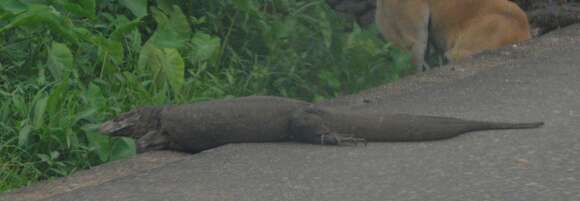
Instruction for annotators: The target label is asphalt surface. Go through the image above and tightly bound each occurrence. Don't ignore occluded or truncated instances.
[3,25,580,201]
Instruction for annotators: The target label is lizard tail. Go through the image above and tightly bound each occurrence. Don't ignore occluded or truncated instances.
[471,121,544,131]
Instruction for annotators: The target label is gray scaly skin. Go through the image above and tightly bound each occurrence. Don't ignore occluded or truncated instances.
[100,96,544,153]
[289,106,544,145]
[100,96,310,153]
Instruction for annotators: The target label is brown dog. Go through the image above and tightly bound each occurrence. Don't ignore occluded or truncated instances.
[376,0,531,71]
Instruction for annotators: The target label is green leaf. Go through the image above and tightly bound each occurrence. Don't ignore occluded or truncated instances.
[155,0,180,14]
[318,7,332,48]
[138,43,185,93]
[17,124,32,147]
[0,4,80,42]
[0,0,27,13]
[83,82,105,108]
[0,4,48,33]
[50,151,60,160]
[79,0,96,16]
[37,153,50,162]
[65,128,80,149]
[120,0,147,17]
[11,95,27,116]
[110,18,141,41]
[47,42,74,80]
[93,35,124,75]
[32,96,48,129]
[57,0,96,19]
[110,138,136,161]
[86,132,111,162]
[73,108,97,125]
[94,36,123,63]
[190,32,221,63]
[46,80,68,116]
[150,6,191,48]
[0,100,10,123]
[162,48,185,93]
[319,70,341,90]
[232,0,258,16]
[263,18,296,50]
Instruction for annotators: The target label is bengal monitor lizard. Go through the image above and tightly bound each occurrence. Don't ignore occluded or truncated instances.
[100,96,543,153]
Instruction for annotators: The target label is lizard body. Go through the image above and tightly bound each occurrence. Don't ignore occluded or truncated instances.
[100,96,543,153]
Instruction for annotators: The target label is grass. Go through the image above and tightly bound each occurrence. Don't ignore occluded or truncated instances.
[0,0,413,192]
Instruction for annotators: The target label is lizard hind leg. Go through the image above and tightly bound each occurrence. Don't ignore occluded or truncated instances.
[325,134,368,146]
[289,107,367,146]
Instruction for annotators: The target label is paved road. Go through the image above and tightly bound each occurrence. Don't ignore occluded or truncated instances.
[3,25,580,201]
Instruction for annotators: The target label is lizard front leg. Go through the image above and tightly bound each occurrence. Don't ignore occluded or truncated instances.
[136,130,171,153]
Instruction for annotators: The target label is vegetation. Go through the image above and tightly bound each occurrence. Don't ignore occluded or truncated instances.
[0,0,412,192]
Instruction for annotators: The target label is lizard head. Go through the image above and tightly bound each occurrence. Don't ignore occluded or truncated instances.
[100,107,161,139]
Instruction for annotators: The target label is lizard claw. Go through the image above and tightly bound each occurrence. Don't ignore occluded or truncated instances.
[337,136,368,146]
[320,133,367,146]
